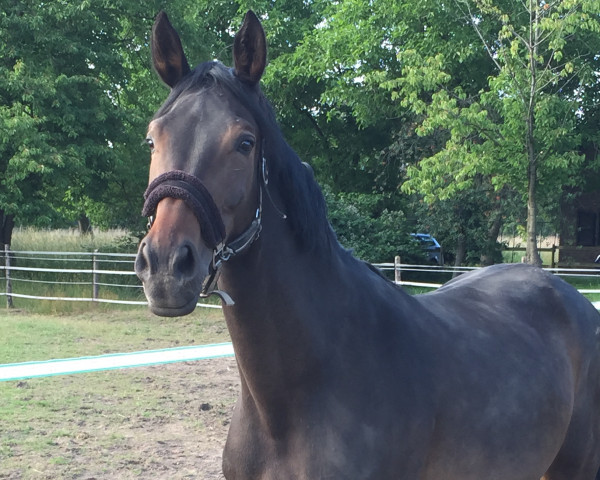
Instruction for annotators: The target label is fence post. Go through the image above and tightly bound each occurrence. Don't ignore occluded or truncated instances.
[92,249,99,301]
[394,256,401,284]
[5,244,13,308]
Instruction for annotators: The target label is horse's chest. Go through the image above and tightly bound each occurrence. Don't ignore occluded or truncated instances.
[222,399,425,480]
[223,430,385,480]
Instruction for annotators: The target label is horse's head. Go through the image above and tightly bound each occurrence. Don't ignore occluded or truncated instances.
[135,11,267,316]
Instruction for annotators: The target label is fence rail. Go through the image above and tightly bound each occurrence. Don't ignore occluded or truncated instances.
[2,248,600,310]
[0,247,218,310]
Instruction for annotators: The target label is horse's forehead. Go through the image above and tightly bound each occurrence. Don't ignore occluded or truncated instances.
[147,86,259,177]
[159,87,255,131]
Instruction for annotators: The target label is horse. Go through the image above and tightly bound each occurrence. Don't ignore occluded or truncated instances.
[135,11,600,480]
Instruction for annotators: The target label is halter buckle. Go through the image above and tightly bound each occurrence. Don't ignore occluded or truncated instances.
[200,251,235,306]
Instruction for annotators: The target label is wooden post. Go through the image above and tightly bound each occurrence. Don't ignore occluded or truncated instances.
[394,256,401,284]
[92,249,99,301]
[5,244,13,308]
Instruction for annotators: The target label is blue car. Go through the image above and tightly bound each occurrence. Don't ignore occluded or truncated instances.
[410,233,444,265]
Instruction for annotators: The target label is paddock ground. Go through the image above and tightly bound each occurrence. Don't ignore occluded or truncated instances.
[0,357,239,480]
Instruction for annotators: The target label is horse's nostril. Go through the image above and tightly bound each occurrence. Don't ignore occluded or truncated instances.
[135,242,150,279]
[173,244,197,278]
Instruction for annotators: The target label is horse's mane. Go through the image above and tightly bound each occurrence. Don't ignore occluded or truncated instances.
[155,61,337,253]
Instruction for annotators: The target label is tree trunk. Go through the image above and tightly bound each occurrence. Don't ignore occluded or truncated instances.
[0,211,15,247]
[481,212,502,266]
[78,213,93,235]
[525,96,539,266]
[453,233,467,277]
[525,0,543,267]
[525,143,542,266]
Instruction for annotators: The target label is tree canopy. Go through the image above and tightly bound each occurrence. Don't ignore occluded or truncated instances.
[394,0,600,264]
[1,0,598,264]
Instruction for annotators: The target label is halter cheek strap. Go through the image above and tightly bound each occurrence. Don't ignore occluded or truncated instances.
[200,188,262,306]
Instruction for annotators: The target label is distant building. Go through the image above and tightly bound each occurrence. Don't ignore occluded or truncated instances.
[559,150,600,266]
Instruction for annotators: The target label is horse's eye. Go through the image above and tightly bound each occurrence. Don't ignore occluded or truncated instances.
[238,138,255,155]
[145,137,155,153]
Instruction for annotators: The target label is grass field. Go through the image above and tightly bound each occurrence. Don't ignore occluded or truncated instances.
[0,308,228,364]
[0,308,235,480]
[501,248,557,266]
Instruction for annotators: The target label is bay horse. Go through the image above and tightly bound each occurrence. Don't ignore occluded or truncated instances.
[135,11,600,480]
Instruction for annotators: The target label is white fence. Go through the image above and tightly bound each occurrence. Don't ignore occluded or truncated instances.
[4,251,599,382]
[0,248,222,309]
[2,248,145,306]
[0,343,236,382]
[1,248,600,309]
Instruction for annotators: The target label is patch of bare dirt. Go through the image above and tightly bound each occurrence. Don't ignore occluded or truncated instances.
[0,357,240,480]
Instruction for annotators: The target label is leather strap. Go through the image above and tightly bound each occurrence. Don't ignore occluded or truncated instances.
[142,170,226,249]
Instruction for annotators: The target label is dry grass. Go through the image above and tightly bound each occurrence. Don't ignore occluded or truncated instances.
[10,227,138,253]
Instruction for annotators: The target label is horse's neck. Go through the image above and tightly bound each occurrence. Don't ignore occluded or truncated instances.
[218,211,354,412]
[218,207,415,430]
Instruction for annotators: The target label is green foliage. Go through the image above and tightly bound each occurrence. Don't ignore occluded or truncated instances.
[0,2,149,231]
[1,0,598,265]
[396,1,592,202]
[377,0,599,263]
[1,4,117,211]
[323,187,424,263]
[261,0,407,195]
[0,1,253,233]
[413,186,504,265]
[259,0,516,263]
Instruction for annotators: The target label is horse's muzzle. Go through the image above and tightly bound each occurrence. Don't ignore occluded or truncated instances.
[135,236,211,316]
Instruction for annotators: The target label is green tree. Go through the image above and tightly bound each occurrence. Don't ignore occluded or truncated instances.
[276,0,599,265]
[394,0,600,265]
[324,187,423,263]
[260,0,407,193]
[0,1,245,238]
[0,2,137,239]
[256,0,506,263]
[246,1,426,260]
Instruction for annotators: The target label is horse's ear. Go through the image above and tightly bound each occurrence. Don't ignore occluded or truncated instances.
[152,11,191,88]
[233,11,267,85]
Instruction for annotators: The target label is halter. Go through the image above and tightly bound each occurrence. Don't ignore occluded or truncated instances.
[199,183,263,306]
[141,156,273,306]
[142,170,226,248]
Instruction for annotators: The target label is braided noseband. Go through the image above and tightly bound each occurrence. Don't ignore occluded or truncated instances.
[142,170,226,249]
